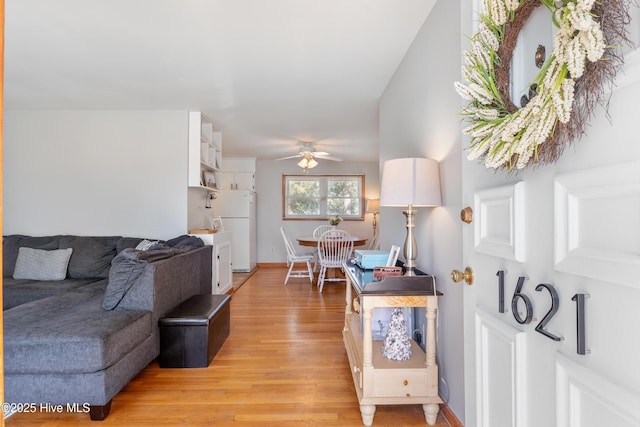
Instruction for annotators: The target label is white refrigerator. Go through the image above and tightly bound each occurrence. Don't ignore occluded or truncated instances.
[213,191,257,272]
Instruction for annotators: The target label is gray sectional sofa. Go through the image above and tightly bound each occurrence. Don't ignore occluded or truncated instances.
[2,234,212,420]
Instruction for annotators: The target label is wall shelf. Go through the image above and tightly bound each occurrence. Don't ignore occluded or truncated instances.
[188,112,222,192]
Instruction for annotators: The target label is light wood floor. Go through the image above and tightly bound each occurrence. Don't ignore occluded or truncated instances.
[6,267,451,426]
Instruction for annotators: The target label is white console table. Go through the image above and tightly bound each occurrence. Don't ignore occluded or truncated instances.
[343,262,443,426]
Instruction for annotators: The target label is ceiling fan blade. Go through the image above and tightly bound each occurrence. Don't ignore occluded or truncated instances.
[275,154,304,161]
[314,154,342,161]
[277,141,342,162]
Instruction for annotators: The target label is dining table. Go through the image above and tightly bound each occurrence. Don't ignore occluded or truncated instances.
[297,235,368,282]
[296,235,368,248]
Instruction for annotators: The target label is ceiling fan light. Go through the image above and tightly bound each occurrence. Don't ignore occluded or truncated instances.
[298,153,318,171]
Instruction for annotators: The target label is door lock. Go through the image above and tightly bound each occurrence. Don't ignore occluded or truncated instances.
[451,267,474,285]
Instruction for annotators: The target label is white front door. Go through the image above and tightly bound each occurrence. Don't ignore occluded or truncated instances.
[460,3,640,427]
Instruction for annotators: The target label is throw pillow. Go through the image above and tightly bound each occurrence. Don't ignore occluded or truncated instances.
[3,235,61,278]
[135,239,159,251]
[12,247,73,281]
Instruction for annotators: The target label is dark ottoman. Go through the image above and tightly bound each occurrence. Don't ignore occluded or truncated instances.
[159,294,231,368]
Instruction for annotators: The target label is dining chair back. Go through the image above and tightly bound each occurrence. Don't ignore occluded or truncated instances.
[316,229,354,292]
[313,225,334,239]
[280,227,315,285]
[311,225,335,272]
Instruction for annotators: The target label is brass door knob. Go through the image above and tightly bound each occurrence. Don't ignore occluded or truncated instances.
[460,207,473,223]
[451,267,474,285]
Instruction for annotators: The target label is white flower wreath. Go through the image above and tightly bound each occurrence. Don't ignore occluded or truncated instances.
[455,0,629,171]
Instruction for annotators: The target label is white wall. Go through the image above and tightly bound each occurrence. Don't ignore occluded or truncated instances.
[379,0,465,421]
[3,110,379,260]
[256,159,379,263]
[3,110,190,240]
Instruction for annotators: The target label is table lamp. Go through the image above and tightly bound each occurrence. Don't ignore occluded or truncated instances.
[379,158,441,276]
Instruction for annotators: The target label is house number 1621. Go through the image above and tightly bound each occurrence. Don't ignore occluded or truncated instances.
[496,270,588,355]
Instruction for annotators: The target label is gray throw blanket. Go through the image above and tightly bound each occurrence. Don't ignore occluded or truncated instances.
[102,235,204,310]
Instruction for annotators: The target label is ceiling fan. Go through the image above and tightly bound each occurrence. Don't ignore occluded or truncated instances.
[275,142,342,171]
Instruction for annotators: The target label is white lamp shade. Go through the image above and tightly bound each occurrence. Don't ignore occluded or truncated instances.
[380,158,441,207]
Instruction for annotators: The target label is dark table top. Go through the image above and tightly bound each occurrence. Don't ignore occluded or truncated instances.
[343,260,442,297]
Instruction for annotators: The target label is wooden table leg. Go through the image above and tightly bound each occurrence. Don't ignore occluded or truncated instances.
[360,404,376,426]
[423,403,440,425]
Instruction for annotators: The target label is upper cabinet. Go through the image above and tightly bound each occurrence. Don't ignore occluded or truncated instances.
[221,157,256,191]
[188,112,222,192]
[221,172,255,191]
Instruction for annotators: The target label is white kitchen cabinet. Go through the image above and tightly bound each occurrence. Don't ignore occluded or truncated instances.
[212,232,233,294]
[191,231,233,294]
[221,171,255,191]
[221,157,256,191]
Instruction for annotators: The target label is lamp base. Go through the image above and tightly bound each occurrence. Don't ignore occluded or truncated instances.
[402,207,418,276]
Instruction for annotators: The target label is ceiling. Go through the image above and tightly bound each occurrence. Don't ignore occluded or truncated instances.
[4,0,437,163]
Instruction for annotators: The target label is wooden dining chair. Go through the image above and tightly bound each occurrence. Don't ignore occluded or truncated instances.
[280,227,315,285]
[316,229,354,292]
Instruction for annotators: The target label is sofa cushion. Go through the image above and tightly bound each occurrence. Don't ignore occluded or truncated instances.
[59,236,119,279]
[3,235,61,278]
[4,284,152,374]
[3,277,102,310]
[116,237,145,254]
[12,247,73,281]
